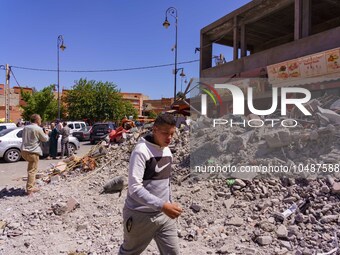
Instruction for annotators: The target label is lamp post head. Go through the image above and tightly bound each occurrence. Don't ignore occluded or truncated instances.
[59,43,66,51]
[163,18,170,29]
[179,69,186,77]
[57,35,66,51]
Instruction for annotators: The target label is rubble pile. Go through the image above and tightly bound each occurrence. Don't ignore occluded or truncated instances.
[1,99,340,254]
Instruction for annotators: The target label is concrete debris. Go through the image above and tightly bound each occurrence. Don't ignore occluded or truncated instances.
[256,235,273,246]
[317,106,340,125]
[1,94,340,254]
[51,197,80,215]
[264,129,292,148]
[330,99,340,111]
[332,182,340,194]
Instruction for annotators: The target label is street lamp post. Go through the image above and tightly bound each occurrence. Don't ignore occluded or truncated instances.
[57,35,66,120]
[163,7,178,100]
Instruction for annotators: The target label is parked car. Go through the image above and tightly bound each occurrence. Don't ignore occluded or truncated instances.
[72,126,92,141]
[90,122,116,144]
[66,121,87,134]
[0,123,17,132]
[0,127,80,163]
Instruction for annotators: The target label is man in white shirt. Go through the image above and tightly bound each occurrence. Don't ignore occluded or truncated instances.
[21,114,49,195]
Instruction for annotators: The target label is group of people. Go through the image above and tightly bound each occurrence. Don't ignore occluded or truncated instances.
[46,121,70,160]
[21,113,182,254]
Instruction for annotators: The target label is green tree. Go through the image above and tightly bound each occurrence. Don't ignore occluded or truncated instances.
[21,85,58,122]
[147,110,158,119]
[65,79,137,122]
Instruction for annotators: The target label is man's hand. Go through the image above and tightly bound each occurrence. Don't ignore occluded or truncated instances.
[161,202,183,219]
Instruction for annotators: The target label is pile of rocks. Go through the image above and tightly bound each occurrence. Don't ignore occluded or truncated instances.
[0,109,340,254]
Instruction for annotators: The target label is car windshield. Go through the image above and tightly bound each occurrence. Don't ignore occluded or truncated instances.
[0,128,16,137]
[93,124,109,130]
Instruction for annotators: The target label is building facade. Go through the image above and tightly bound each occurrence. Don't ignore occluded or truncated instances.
[0,85,33,122]
[120,92,149,116]
[198,0,340,116]
[143,97,174,115]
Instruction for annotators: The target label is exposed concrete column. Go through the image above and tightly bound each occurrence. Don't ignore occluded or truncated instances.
[200,32,212,76]
[301,0,311,38]
[240,23,247,57]
[294,0,302,40]
[233,16,239,60]
[295,0,311,40]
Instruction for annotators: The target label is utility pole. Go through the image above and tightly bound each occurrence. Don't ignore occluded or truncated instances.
[5,64,10,123]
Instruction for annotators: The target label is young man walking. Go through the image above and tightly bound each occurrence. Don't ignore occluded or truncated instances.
[21,114,49,195]
[119,114,182,255]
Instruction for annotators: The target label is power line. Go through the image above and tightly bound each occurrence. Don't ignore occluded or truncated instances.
[10,59,199,73]
[9,68,22,88]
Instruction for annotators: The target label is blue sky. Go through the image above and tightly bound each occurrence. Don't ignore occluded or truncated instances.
[1,0,251,99]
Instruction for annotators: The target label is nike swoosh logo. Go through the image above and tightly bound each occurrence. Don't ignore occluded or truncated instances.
[155,162,170,173]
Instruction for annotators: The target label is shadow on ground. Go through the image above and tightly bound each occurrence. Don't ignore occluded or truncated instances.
[0,187,26,198]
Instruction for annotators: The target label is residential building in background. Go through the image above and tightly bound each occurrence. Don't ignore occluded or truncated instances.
[120,92,149,116]
[0,83,176,121]
[0,84,33,122]
[143,97,174,115]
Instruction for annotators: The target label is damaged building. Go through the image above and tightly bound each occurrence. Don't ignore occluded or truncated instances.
[196,0,340,116]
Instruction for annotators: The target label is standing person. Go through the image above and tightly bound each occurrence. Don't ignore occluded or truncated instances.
[119,114,182,255]
[60,122,70,159]
[21,114,49,195]
[46,122,59,160]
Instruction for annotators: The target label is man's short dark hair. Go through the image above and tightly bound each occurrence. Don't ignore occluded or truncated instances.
[30,114,41,123]
[154,114,176,127]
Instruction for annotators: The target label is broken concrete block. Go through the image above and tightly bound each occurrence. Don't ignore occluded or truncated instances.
[276,225,288,238]
[234,179,246,187]
[225,216,244,227]
[317,106,340,125]
[320,215,338,223]
[330,98,340,111]
[223,198,235,210]
[76,223,88,231]
[50,175,61,184]
[66,197,80,213]
[332,182,340,194]
[256,235,273,246]
[280,240,292,250]
[190,203,201,213]
[51,203,67,215]
[264,129,291,148]
[258,221,276,232]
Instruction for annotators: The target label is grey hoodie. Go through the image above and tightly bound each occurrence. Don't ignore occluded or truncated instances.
[124,135,173,212]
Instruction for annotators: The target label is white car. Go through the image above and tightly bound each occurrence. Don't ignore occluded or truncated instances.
[0,123,17,132]
[66,121,87,134]
[0,127,80,163]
